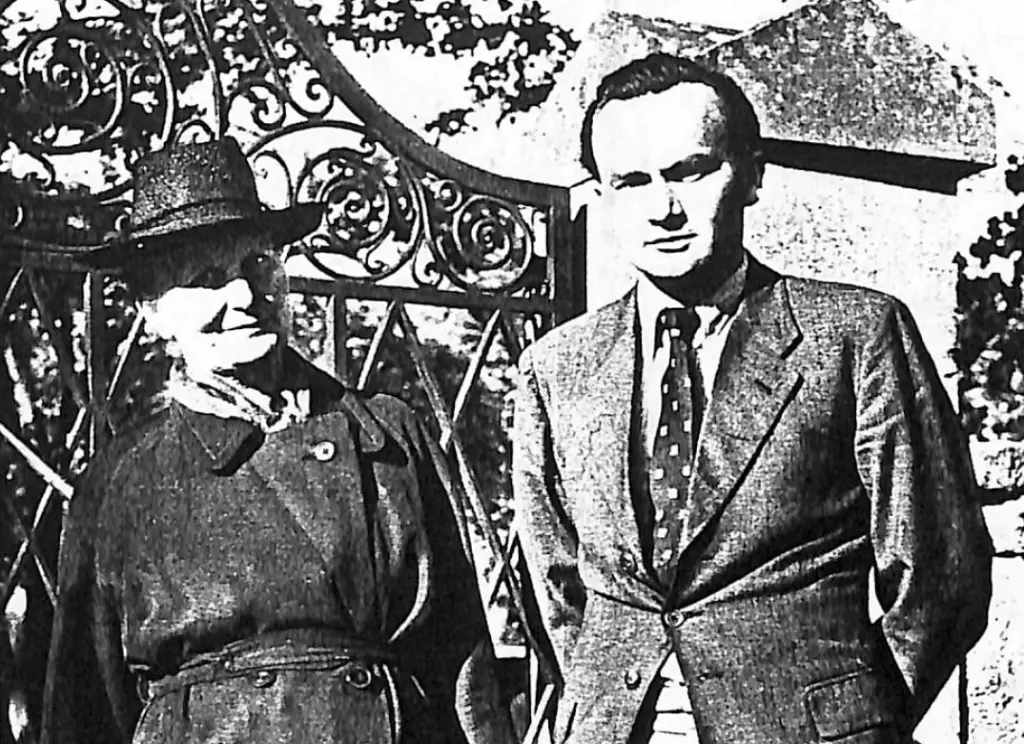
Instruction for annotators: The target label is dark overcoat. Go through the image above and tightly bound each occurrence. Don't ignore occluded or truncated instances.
[513,258,993,744]
[42,351,511,744]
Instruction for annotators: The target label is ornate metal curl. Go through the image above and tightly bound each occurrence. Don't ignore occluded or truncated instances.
[219,0,334,131]
[5,7,176,200]
[267,130,541,292]
[424,179,536,292]
[2,0,552,295]
[281,129,423,281]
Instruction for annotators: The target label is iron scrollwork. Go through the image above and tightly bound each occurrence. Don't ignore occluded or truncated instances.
[0,0,179,250]
[255,121,543,293]
[426,179,537,292]
[1,0,548,296]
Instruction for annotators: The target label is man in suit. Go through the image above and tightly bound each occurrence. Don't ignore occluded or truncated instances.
[512,53,993,744]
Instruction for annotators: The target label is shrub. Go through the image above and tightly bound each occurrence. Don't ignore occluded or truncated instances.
[953,156,1024,441]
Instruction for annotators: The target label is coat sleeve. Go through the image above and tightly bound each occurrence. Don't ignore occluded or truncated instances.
[41,449,141,744]
[395,409,516,744]
[510,348,586,683]
[854,298,993,724]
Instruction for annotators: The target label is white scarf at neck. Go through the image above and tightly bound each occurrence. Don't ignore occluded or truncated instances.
[165,364,309,433]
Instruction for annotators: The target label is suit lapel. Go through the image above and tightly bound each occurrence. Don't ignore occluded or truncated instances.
[678,260,804,554]
[566,291,652,572]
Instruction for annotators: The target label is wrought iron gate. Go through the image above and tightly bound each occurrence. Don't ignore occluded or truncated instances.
[0,1,584,741]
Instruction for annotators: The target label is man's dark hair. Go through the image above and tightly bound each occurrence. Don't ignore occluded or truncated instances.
[580,53,762,179]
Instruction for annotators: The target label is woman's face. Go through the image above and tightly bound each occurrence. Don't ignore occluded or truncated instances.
[142,233,291,378]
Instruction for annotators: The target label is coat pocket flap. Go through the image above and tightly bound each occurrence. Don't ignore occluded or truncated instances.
[804,669,901,740]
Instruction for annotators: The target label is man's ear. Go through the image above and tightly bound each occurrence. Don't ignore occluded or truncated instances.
[742,151,765,206]
[580,178,602,200]
[570,178,603,219]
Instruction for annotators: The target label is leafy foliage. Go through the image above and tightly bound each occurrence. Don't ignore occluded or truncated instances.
[954,156,1024,441]
[305,0,579,136]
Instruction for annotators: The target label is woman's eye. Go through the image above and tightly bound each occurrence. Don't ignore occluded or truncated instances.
[241,252,278,281]
[243,252,271,270]
[186,266,228,288]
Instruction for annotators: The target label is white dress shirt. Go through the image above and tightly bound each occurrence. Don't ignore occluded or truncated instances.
[637,252,749,456]
[633,253,749,742]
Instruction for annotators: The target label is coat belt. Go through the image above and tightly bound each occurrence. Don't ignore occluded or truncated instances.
[134,628,400,704]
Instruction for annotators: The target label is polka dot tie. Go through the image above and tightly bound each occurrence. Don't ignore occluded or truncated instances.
[650,307,702,588]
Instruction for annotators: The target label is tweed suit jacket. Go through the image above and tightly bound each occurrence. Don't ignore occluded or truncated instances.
[512,258,993,744]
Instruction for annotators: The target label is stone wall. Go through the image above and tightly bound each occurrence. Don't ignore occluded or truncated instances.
[969,443,1024,744]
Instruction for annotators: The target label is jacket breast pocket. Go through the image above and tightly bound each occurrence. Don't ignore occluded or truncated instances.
[804,668,908,743]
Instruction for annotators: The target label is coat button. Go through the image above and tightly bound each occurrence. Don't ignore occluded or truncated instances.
[308,440,336,462]
[345,663,374,690]
[249,669,277,688]
[624,668,642,690]
[663,609,686,629]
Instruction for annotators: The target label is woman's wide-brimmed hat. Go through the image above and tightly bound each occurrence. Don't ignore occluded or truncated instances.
[84,137,323,279]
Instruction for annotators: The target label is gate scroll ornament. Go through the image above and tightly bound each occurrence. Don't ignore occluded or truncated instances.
[1,1,582,741]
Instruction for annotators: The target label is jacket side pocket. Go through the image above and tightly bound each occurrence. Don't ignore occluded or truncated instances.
[804,668,906,742]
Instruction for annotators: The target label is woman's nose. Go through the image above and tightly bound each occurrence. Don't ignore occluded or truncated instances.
[240,253,281,294]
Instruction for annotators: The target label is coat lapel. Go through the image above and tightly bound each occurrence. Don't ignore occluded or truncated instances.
[678,260,804,555]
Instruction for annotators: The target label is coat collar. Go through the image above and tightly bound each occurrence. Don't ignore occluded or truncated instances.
[177,348,388,474]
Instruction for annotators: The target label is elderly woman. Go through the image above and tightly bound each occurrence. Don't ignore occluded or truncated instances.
[41,138,513,744]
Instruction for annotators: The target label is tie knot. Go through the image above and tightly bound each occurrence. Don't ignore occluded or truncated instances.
[655,307,700,347]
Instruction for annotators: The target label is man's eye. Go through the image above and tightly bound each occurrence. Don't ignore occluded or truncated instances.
[664,157,723,183]
[612,174,651,190]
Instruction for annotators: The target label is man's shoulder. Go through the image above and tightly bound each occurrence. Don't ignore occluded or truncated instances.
[783,273,896,304]
[780,273,909,329]
[522,291,633,367]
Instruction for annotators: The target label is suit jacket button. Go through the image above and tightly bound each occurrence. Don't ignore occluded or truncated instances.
[249,669,277,688]
[663,610,686,629]
[624,668,641,689]
[618,552,637,575]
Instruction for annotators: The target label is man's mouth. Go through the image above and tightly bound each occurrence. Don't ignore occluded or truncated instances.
[645,232,698,249]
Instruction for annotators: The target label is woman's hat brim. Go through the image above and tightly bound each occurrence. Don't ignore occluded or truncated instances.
[83,203,324,272]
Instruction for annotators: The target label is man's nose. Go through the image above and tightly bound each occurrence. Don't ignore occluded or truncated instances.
[649,188,687,231]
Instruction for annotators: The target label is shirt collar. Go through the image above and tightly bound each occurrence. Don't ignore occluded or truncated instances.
[637,251,748,358]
